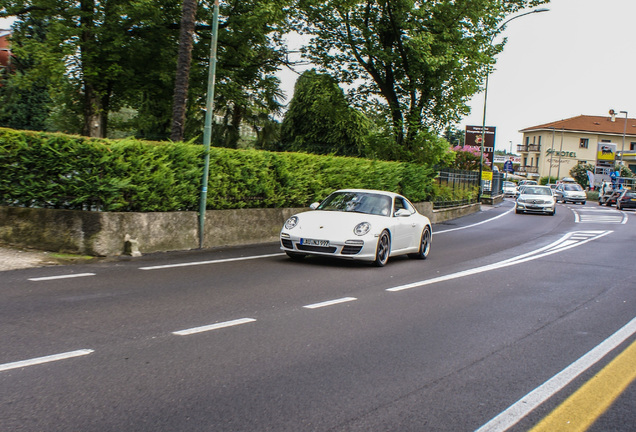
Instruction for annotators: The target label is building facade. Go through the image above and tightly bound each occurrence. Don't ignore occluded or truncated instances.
[0,29,11,72]
[518,114,636,183]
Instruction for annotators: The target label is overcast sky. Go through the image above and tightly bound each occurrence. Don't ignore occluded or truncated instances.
[2,0,633,155]
[460,0,635,153]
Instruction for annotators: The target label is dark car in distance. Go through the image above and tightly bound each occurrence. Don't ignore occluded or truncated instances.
[616,189,636,210]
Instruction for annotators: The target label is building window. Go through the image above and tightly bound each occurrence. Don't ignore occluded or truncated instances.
[538,136,542,146]
[600,139,611,142]
[580,138,589,149]
[630,142,636,151]
[525,137,530,146]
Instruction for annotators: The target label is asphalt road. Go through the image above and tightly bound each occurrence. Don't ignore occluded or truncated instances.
[1,200,635,431]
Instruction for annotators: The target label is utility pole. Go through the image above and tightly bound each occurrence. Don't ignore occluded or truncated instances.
[198,0,220,249]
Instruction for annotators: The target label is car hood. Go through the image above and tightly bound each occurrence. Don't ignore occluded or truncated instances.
[519,194,554,201]
[288,210,389,238]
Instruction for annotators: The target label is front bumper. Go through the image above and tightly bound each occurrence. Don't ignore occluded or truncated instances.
[280,232,377,261]
[563,197,585,203]
[516,201,555,214]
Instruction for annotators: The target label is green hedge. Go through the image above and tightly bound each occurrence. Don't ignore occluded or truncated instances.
[0,128,436,212]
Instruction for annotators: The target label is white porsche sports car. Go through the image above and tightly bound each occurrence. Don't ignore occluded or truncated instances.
[280,189,432,267]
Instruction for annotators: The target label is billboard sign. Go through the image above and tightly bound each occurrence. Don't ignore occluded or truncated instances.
[596,142,617,162]
[465,126,496,166]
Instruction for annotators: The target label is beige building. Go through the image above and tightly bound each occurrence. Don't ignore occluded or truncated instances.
[518,114,636,183]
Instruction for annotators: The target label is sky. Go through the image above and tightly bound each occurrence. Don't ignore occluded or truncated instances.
[2,0,634,155]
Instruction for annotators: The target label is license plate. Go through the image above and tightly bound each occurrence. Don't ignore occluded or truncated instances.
[301,238,329,247]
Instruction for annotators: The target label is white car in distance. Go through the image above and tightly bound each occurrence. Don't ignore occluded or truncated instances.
[280,189,432,267]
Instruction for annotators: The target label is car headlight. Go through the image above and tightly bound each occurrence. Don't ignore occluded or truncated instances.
[354,222,371,236]
[284,216,299,230]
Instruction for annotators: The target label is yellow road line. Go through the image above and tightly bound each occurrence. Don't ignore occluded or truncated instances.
[529,338,636,432]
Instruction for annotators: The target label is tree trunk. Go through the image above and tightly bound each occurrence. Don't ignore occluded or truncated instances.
[83,85,105,137]
[170,0,198,142]
[79,0,104,138]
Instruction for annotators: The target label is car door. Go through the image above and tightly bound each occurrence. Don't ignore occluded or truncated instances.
[391,197,419,252]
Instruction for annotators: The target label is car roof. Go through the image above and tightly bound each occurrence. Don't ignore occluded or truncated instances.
[334,189,403,199]
[520,185,551,192]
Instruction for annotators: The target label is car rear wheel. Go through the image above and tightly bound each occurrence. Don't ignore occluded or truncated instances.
[409,226,431,260]
[373,230,391,267]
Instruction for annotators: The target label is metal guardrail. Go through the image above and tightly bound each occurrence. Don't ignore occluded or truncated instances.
[433,198,477,209]
[433,168,481,209]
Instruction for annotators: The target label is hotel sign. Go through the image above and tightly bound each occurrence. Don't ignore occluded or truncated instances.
[546,148,576,158]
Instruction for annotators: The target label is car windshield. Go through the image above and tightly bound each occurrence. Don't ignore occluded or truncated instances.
[564,184,583,191]
[523,187,551,196]
[503,182,516,187]
[317,191,392,216]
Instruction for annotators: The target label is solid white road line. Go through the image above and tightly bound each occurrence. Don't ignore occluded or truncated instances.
[434,208,515,235]
[303,297,358,309]
[0,349,94,372]
[172,318,256,336]
[139,253,284,270]
[387,230,611,292]
[28,273,96,282]
[474,316,636,432]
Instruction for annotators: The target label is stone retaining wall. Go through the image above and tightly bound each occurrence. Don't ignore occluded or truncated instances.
[0,202,480,256]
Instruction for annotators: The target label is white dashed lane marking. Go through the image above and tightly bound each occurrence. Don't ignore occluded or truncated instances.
[172,318,256,336]
[303,297,358,309]
[28,273,96,282]
[0,349,94,372]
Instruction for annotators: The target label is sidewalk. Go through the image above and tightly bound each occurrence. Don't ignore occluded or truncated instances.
[0,245,57,271]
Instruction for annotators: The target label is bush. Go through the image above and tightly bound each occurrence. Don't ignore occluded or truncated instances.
[0,128,437,211]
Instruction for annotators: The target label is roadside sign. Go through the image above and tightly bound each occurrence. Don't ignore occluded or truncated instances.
[503,160,513,173]
[465,125,496,167]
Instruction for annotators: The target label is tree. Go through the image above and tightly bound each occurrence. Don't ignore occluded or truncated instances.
[297,0,548,150]
[569,163,595,188]
[1,1,296,142]
[0,0,183,138]
[0,18,52,131]
[185,0,292,148]
[280,69,369,156]
[170,0,197,142]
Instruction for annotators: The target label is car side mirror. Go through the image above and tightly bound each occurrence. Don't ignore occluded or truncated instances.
[394,209,411,217]
[310,202,320,210]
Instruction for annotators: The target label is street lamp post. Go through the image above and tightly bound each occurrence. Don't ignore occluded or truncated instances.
[556,128,564,180]
[548,127,555,181]
[478,8,549,201]
[619,110,628,165]
[198,0,220,249]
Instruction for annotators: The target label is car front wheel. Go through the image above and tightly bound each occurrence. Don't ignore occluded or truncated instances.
[373,230,391,267]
